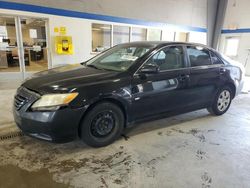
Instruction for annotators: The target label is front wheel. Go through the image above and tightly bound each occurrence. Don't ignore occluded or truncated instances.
[207,86,232,116]
[80,102,124,147]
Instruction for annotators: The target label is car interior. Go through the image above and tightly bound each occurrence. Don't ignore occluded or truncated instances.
[146,47,184,71]
[187,47,212,67]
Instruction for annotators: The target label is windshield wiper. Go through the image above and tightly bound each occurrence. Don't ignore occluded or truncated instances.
[86,64,119,72]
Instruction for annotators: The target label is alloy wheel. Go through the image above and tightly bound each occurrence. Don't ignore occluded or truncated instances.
[217,90,231,112]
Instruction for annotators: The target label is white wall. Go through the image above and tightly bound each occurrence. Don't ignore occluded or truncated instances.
[48,16,92,67]
[219,0,250,75]
[5,0,207,28]
[223,0,250,29]
[188,32,207,44]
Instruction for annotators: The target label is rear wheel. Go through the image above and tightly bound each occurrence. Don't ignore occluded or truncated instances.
[207,86,232,115]
[80,102,124,147]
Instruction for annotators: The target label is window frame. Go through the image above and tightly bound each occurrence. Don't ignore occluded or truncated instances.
[134,44,188,75]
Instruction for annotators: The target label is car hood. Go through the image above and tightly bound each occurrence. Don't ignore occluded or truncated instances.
[22,64,119,94]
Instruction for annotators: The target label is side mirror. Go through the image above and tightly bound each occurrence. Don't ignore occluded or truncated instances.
[139,64,159,74]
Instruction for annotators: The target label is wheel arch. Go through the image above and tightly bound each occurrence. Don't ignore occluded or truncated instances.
[77,97,128,137]
[225,82,236,99]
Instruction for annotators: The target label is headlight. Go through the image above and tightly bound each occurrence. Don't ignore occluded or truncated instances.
[31,93,78,111]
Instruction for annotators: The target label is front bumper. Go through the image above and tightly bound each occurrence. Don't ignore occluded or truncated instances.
[13,87,86,143]
[14,107,86,143]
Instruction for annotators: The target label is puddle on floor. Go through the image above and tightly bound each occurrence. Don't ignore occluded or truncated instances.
[0,164,68,188]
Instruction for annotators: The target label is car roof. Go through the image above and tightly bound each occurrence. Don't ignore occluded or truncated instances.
[120,41,210,49]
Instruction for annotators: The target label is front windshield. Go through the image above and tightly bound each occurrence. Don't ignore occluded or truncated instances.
[86,44,154,72]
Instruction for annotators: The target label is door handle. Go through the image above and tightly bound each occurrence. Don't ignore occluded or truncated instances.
[178,74,190,81]
[220,68,226,74]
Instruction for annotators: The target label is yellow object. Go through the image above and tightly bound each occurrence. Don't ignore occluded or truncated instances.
[63,93,79,104]
[54,27,59,33]
[60,27,66,35]
[55,36,73,55]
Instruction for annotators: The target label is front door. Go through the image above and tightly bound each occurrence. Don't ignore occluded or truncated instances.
[130,45,190,120]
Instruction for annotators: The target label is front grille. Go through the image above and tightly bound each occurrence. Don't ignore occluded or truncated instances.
[14,87,40,111]
[14,94,27,110]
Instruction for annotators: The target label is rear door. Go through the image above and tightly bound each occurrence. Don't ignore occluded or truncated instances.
[185,45,222,107]
[130,45,190,120]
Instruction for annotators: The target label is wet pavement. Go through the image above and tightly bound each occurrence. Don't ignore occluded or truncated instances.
[0,165,68,188]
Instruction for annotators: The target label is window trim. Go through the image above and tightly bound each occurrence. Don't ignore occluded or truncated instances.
[134,44,188,75]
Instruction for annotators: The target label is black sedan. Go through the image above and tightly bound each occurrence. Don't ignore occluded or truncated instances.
[13,42,245,147]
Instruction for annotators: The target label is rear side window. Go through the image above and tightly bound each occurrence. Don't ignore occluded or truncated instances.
[187,46,212,67]
[210,52,224,65]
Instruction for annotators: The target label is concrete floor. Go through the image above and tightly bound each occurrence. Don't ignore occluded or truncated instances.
[0,79,250,188]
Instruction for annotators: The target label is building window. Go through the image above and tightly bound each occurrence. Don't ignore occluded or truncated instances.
[147,29,161,41]
[92,23,111,52]
[161,30,175,41]
[131,27,147,42]
[175,32,189,42]
[113,25,130,46]
[225,37,239,57]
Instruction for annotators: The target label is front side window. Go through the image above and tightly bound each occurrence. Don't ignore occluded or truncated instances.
[86,45,153,72]
[145,46,185,71]
[187,46,212,67]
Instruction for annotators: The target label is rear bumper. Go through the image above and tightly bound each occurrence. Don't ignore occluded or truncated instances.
[13,106,86,143]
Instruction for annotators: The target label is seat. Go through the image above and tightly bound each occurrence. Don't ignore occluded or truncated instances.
[160,53,178,70]
[196,55,211,66]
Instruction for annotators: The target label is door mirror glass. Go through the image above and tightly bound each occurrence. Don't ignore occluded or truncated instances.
[140,64,159,74]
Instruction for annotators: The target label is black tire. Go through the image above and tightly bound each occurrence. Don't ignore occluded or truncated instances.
[80,102,124,147]
[207,86,232,116]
